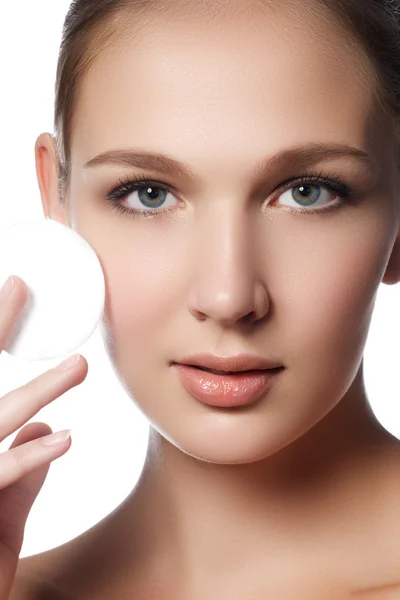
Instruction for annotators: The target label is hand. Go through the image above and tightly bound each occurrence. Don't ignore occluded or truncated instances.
[0,276,88,599]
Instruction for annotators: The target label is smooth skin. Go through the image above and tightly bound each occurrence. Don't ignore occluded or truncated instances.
[0,276,87,600]
[11,0,400,598]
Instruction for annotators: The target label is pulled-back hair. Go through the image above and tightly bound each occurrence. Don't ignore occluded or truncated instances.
[54,0,400,200]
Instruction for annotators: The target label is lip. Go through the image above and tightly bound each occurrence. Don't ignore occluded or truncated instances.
[172,363,283,407]
[173,353,283,373]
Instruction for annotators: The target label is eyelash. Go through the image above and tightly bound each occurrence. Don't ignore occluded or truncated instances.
[105,171,356,219]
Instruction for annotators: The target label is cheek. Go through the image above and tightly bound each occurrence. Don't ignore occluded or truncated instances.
[279,215,390,378]
[98,226,186,360]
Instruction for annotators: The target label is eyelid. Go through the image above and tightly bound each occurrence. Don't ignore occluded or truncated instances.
[107,174,180,200]
[105,169,358,220]
[108,170,354,201]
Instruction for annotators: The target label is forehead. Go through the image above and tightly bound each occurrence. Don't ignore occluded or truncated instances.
[71,3,379,170]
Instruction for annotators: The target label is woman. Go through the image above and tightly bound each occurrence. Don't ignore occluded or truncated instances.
[1,0,400,597]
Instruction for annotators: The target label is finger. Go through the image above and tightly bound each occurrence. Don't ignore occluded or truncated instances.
[0,427,71,559]
[0,357,87,444]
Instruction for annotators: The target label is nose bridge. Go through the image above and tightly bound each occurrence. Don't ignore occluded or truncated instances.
[188,203,268,325]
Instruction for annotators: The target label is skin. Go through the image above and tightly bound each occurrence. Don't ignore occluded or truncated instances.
[26,1,400,597]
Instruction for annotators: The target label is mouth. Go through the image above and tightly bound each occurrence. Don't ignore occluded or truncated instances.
[172,363,284,408]
[190,365,283,376]
[173,353,284,373]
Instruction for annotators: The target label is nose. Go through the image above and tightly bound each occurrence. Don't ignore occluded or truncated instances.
[187,209,270,327]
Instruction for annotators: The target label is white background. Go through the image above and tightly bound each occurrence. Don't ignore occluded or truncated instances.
[0,1,398,557]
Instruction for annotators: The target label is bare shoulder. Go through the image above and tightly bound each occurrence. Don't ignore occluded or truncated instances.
[10,566,64,600]
[8,571,36,600]
[11,546,76,600]
[9,522,105,600]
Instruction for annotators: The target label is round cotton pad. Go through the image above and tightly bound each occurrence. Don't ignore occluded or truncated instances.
[0,218,105,361]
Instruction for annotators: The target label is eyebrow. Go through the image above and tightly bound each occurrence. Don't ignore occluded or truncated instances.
[83,143,378,181]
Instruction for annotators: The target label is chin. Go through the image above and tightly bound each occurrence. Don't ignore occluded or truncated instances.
[154,414,300,466]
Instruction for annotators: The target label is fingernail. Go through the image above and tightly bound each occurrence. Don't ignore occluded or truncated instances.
[41,429,71,446]
[0,276,15,302]
[53,354,81,372]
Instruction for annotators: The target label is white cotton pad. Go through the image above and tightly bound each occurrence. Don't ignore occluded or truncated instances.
[0,217,105,361]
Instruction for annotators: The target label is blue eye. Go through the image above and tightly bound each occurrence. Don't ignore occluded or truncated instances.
[134,185,172,209]
[278,183,333,211]
[293,184,322,205]
[271,174,353,215]
[106,177,179,217]
[105,172,354,218]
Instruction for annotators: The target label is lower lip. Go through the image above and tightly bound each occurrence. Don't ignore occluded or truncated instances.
[172,364,283,408]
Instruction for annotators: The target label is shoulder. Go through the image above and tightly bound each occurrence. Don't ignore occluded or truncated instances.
[8,573,34,600]
[9,522,106,599]
[10,553,70,600]
[9,571,54,600]
[10,571,69,600]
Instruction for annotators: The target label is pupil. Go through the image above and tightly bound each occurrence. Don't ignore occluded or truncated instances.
[146,187,159,200]
[298,185,311,197]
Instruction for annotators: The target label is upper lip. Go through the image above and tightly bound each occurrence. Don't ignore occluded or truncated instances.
[173,353,283,373]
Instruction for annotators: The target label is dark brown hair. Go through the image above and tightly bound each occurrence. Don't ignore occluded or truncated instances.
[54,0,400,201]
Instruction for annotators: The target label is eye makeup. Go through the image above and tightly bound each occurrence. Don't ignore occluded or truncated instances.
[103,169,357,219]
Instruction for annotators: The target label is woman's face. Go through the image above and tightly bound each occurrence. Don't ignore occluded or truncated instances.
[55,2,399,463]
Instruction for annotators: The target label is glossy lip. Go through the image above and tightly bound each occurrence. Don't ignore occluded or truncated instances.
[172,353,283,373]
[172,364,283,407]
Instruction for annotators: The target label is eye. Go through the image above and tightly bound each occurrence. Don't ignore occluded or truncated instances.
[277,183,335,211]
[106,172,353,219]
[123,183,178,211]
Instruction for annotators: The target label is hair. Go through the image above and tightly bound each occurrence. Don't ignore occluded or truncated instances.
[54,0,400,202]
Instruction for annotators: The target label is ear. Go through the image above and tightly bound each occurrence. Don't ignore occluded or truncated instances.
[382,227,400,286]
[35,133,69,227]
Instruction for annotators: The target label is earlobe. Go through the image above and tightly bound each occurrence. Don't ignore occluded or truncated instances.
[35,133,67,225]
